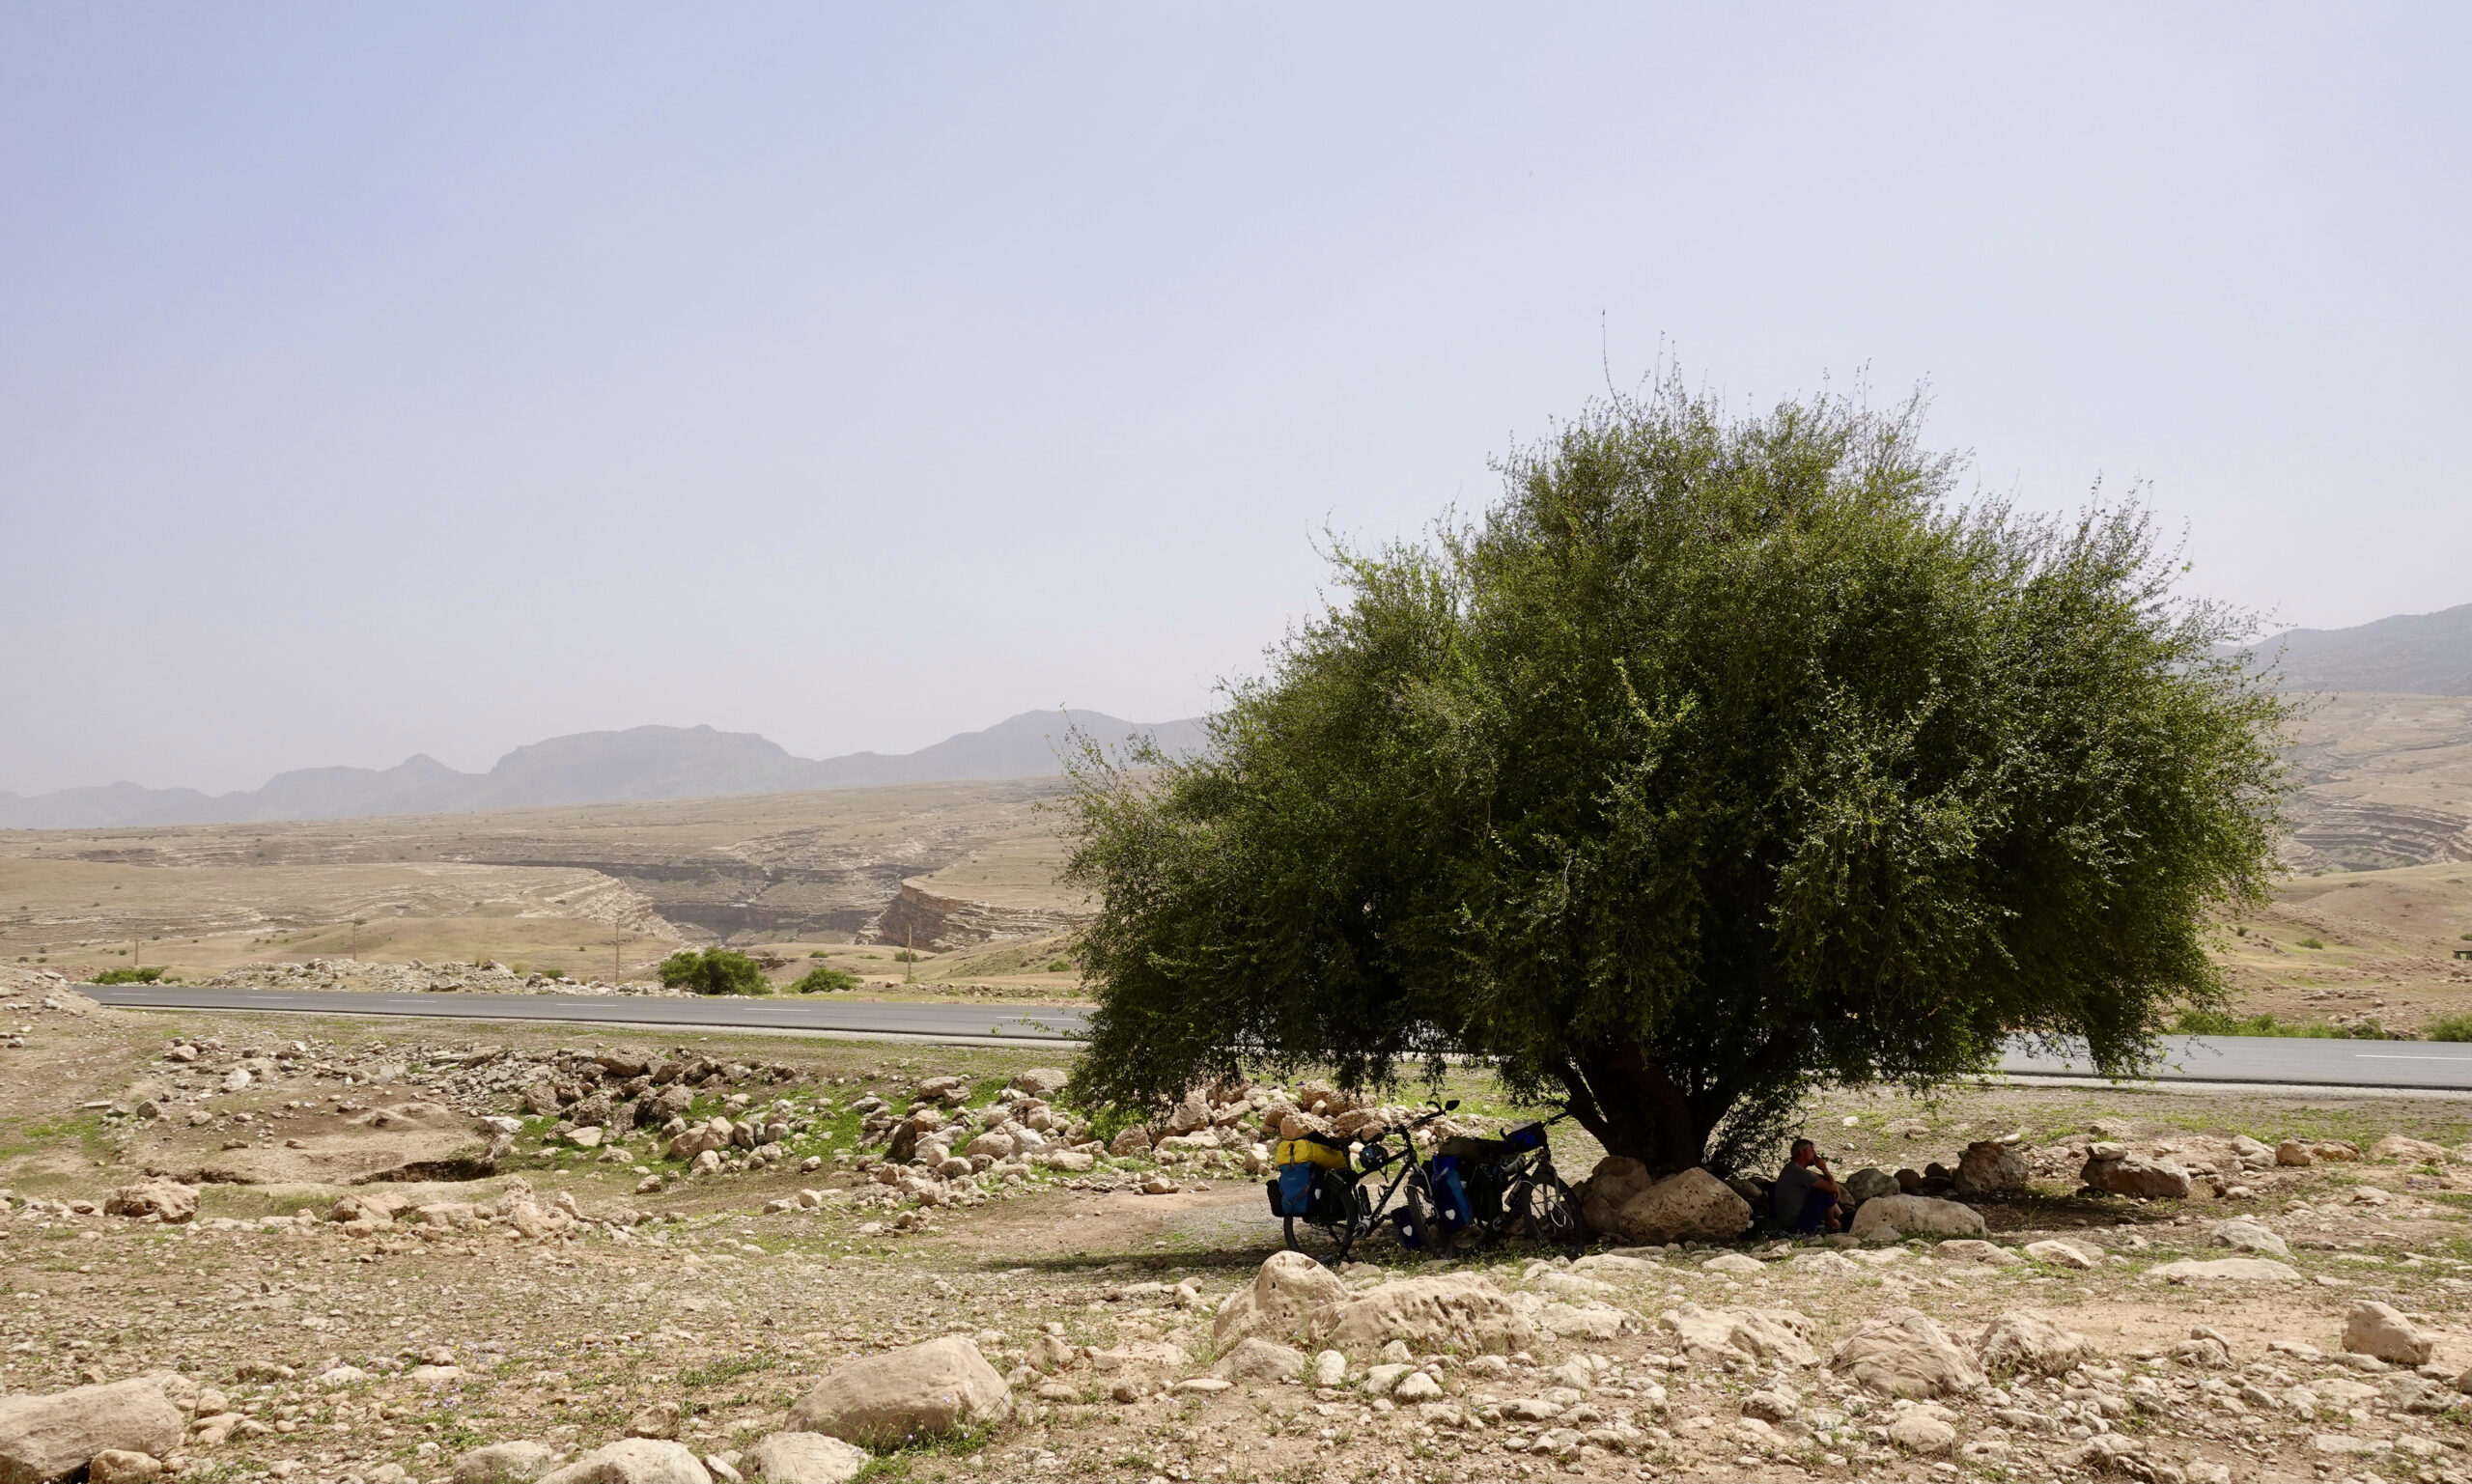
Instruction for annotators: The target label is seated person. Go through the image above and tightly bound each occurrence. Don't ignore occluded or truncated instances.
[1772,1138,1843,1232]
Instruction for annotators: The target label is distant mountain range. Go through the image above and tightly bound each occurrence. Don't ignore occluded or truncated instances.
[0,711,1208,830]
[2242,602,2472,696]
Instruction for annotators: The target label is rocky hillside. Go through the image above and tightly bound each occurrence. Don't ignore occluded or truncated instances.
[0,711,1206,830]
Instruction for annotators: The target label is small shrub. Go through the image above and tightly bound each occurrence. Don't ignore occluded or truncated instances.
[657,948,772,996]
[809,950,828,959]
[791,966,858,994]
[91,966,167,985]
[2297,937,2325,950]
[540,966,565,980]
[1045,958,1073,973]
[2427,1014,2472,1043]
[893,950,922,964]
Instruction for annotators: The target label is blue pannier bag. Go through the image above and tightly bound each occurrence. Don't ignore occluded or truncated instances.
[1504,1122,1549,1152]
[1428,1158,1473,1231]
[1272,1162,1315,1218]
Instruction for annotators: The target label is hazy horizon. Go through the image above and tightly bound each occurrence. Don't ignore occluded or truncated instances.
[6,6,2466,795]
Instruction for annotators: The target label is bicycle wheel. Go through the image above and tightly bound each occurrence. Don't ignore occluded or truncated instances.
[1518,1173,1587,1253]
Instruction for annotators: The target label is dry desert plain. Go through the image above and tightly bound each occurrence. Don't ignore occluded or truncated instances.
[6,696,2472,1482]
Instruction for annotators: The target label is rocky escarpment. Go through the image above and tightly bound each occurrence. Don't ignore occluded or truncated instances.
[865,881,1089,953]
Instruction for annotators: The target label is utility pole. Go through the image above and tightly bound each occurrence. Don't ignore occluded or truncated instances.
[613,923,621,985]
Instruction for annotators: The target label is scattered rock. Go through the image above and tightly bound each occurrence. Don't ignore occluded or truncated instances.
[625,1402,681,1441]
[1841,1167,1900,1204]
[1886,1408,1957,1454]
[1216,1252,1350,1345]
[86,1452,164,1484]
[0,1378,184,1484]
[1849,1194,1984,1240]
[744,1432,869,1484]
[101,1180,196,1225]
[1311,1351,1347,1387]
[2276,1138,2314,1167]
[2021,1239,2099,1270]
[2078,1151,2193,1199]
[1392,1372,1444,1402]
[2374,1134,2449,1164]
[1213,1338,1306,1383]
[1319,1273,1534,1355]
[1952,1141,2028,1199]
[784,1337,1011,1448]
[454,1441,561,1484]
[1829,1309,1985,1398]
[1701,1252,1763,1276]
[1009,1068,1070,1095]
[1975,1311,2094,1376]
[1658,1303,1818,1367]
[2209,1218,2289,1258]
[537,1439,712,1484]
[1577,1161,1750,1246]
[2344,1301,2435,1365]
[2147,1258,2303,1284]
[1933,1240,2021,1267]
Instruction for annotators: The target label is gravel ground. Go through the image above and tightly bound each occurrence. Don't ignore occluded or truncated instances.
[8,966,2472,1484]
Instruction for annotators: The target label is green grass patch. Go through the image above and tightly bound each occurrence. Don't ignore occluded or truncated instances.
[90,966,169,984]
[2297,937,2326,950]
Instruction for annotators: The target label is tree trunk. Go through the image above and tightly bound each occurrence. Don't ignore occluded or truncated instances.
[1558,1039,1727,1178]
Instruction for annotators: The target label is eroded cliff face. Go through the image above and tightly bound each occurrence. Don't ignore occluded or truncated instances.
[2276,692,2472,873]
[865,880,1088,953]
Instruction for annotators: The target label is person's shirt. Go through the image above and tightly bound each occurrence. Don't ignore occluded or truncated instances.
[1772,1160,1820,1222]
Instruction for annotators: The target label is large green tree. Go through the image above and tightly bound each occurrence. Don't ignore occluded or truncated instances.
[1063,380,2290,1176]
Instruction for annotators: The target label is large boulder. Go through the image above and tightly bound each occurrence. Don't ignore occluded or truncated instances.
[102,1180,197,1225]
[2344,1302,2434,1365]
[1952,1142,2028,1200]
[1009,1068,1070,1095]
[1848,1195,1983,1241]
[1658,1303,1817,1367]
[784,1337,1010,1449]
[537,1440,711,1484]
[1317,1273,1533,1356]
[1828,1308,1984,1398]
[0,1379,184,1484]
[453,1442,561,1484]
[1578,1161,1748,1246]
[744,1432,869,1484]
[2079,1152,2192,1199]
[1841,1167,1901,1204]
[1215,1252,1349,1345]
[1975,1311,2095,1377]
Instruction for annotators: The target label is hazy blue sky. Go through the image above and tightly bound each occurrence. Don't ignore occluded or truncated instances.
[5,6,2465,796]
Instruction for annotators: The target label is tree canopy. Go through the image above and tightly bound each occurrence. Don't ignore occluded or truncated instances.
[1062,379,2291,1176]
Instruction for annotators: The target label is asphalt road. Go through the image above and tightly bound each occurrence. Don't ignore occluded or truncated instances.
[70,984,2472,1091]
[76,984,1090,1043]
